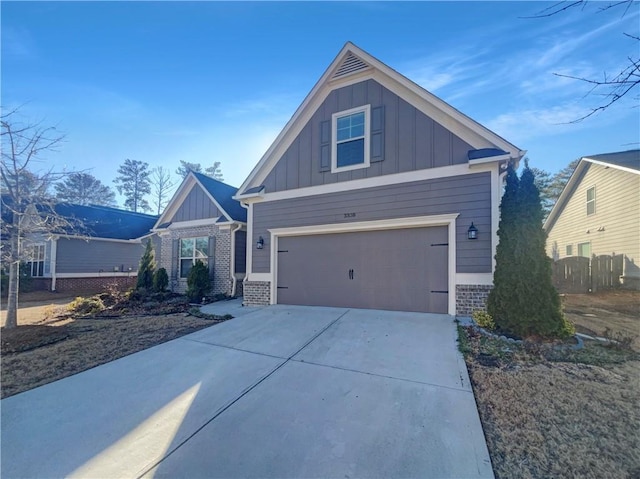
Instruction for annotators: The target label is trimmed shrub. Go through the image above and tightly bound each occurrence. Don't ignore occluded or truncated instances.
[186,261,211,302]
[153,267,169,292]
[68,296,105,315]
[472,310,496,331]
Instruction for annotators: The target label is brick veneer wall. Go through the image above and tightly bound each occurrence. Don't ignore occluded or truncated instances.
[158,225,232,296]
[30,276,137,294]
[456,284,493,316]
[243,281,270,306]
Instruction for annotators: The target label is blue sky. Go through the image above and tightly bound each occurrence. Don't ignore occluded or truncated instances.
[2,1,639,207]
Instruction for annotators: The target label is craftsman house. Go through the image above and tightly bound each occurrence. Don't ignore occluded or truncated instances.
[545,150,640,289]
[152,171,247,297]
[235,42,525,315]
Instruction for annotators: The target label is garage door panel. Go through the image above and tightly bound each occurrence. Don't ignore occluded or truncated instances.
[276,226,448,313]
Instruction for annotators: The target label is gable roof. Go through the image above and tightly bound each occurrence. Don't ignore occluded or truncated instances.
[0,195,158,241]
[544,149,640,231]
[53,203,158,240]
[237,41,524,196]
[154,171,246,229]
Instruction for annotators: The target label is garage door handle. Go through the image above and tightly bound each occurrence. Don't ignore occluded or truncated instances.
[348,269,354,280]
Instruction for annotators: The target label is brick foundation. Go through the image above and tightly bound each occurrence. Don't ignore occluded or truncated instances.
[31,276,137,295]
[243,281,270,306]
[456,284,493,316]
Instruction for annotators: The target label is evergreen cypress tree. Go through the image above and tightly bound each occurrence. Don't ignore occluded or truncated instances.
[487,163,521,333]
[136,240,156,290]
[516,162,572,338]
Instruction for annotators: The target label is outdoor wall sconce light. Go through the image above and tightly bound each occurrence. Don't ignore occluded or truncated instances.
[256,236,264,249]
[468,222,478,240]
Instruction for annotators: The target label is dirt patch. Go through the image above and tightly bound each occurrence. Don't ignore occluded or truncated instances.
[1,314,223,399]
[561,290,640,350]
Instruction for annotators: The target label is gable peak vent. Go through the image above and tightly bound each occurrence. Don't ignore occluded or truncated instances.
[331,52,370,80]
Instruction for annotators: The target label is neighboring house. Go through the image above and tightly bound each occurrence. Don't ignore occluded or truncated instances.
[545,150,640,289]
[21,203,158,293]
[234,42,524,315]
[152,171,247,297]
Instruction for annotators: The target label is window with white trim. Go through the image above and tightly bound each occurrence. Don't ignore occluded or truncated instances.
[332,105,370,173]
[179,237,209,278]
[577,242,591,258]
[586,186,596,215]
[566,245,573,256]
[27,244,45,277]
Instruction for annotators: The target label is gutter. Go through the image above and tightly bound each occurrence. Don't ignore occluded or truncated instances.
[230,223,242,297]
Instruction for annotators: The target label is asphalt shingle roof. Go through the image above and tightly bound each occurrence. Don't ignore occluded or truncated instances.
[584,149,640,172]
[192,172,247,222]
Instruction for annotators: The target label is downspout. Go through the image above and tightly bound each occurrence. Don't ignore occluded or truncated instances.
[50,237,58,292]
[230,223,241,297]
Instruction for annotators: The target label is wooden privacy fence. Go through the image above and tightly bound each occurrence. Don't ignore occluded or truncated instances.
[553,254,624,293]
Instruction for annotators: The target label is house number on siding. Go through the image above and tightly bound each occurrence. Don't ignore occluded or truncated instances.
[344,213,356,218]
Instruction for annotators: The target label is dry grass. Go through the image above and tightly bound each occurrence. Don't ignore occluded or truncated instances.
[1,314,221,399]
[469,359,640,479]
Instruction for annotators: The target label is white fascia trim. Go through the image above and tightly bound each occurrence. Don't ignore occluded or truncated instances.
[233,191,264,201]
[217,224,232,230]
[154,175,197,228]
[456,273,493,286]
[55,235,140,244]
[238,43,523,194]
[165,218,219,229]
[259,162,495,203]
[192,175,233,222]
[56,272,137,278]
[267,213,459,314]
[584,157,640,175]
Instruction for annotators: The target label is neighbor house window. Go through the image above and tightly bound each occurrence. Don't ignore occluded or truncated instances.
[586,186,596,215]
[27,244,45,277]
[566,245,573,256]
[332,105,370,173]
[180,237,208,278]
[577,242,591,258]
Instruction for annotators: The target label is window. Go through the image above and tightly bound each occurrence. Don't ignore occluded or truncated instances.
[586,186,596,215]
[180,237,209,278]
[566,245,573,256]
[577,242,591,258]
[332,105,370,173]
[27,244,45,277]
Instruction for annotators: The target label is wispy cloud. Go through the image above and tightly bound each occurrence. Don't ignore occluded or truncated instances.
[1,26,37,58]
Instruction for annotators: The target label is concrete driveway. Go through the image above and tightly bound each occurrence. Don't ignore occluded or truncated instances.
[1,305,493,478]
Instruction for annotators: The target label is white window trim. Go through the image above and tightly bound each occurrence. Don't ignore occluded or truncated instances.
[179,237,209,278]
[566,244,573,256]
[27,243,46,277]
[586,185,596,216]
[331,104,371,174]
[577,241,591,258]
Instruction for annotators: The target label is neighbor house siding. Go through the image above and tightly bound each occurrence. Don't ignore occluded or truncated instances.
[170,185,221,222]
[55,238,145,274]
[546,165,640,266]
[261,79,474,193]
[252,172,492,274]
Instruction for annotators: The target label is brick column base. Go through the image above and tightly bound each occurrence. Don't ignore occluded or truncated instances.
[243,281,270,306]
[456,284,492,316]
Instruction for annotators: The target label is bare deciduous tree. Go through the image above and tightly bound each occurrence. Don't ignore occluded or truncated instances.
[526,0,639,122]
[1,109,81,329]
[150,166,175,215]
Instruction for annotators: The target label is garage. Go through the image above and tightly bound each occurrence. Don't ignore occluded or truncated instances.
[275,226,449,313]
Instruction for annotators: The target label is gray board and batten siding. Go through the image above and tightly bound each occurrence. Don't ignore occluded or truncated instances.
[56,238,145,274]
[235,230,247,274]
[252,172,492,274]
[260,79,474,193]
[277,226,449,313]
[170,185,221,223]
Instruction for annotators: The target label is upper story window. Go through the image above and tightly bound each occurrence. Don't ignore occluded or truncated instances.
[27,244,45,277]
[332,105,370,173]
[180,237,209,278]
[586,186,596,215]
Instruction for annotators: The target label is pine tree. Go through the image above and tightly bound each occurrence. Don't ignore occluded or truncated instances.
[136,240,156,290]
[204,161,224,181]
[176,160,202,179]
[55,172,116,206]
[114,159,151,212]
